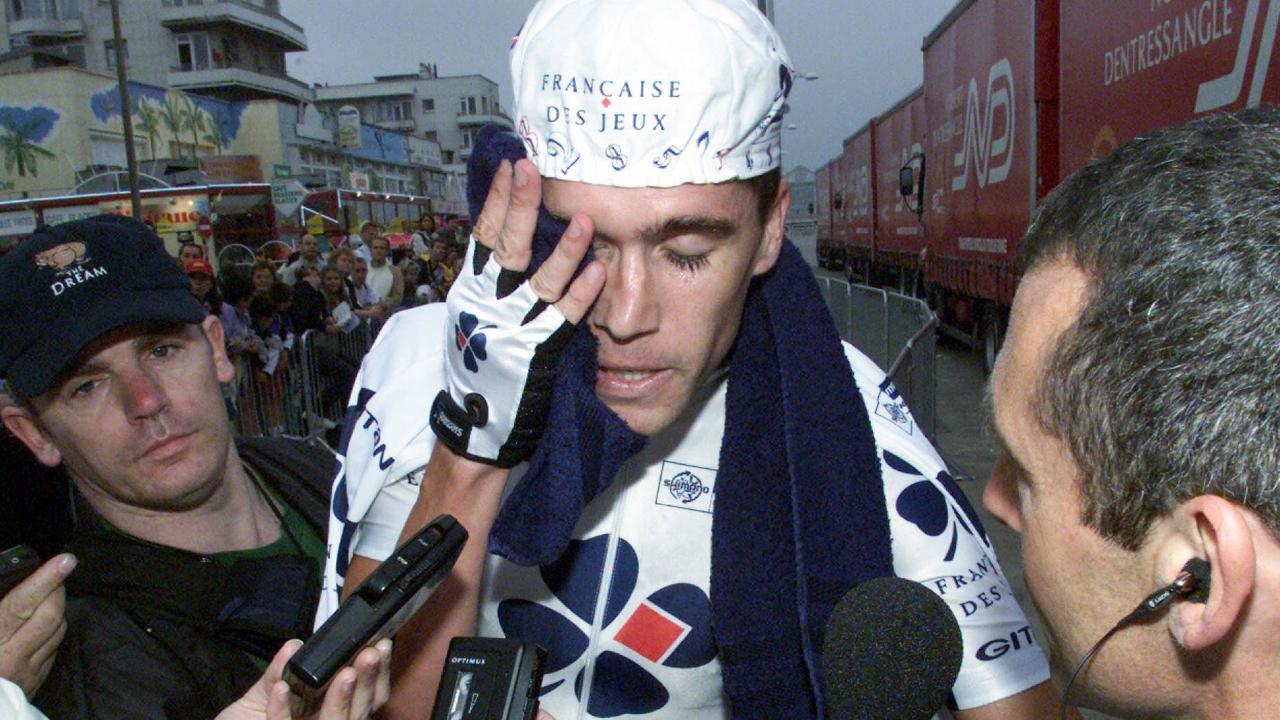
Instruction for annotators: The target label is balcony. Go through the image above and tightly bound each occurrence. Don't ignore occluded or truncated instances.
[372,118,416,132]
[159,0,306,52]
[455,111,512,128]
[8,15,85,41]
[169,65,308,102]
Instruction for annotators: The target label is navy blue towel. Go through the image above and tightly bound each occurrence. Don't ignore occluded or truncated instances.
[467,124,894,717]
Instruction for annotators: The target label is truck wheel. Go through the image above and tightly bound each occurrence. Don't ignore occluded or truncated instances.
[979,306,1005,375]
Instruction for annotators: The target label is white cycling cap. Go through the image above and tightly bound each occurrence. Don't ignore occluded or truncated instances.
[510,0,795,187]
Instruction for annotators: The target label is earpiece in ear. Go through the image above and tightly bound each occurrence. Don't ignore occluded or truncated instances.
[1180,558,1210,603]
[1132,558,1212,616]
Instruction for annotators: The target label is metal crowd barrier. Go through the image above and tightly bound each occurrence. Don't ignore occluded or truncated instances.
[231,318,384,443]
[815,275,938,440]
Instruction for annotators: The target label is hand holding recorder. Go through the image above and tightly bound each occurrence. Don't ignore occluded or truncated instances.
[0,549,74,698]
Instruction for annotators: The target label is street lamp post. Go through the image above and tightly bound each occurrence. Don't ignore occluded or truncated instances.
[109,0,142,219]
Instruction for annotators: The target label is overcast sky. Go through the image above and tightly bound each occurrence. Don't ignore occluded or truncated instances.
[281,1,957,173]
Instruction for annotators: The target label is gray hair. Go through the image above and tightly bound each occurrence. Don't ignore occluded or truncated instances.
[1020,107,1280,550]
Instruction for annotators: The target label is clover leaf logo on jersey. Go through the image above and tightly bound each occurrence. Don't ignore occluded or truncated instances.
[454,311,496,372]
[496,535,716,718]
[885,450,990,562]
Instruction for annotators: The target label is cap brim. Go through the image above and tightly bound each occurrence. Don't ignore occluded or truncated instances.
[6,288,206,398]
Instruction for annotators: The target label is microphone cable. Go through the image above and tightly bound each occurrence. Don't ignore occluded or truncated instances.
[1058,560,1206,720]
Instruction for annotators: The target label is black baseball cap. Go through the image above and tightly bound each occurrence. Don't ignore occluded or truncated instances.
[0,214,205,398]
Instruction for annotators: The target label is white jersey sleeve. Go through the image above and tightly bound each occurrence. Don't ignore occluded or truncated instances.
[317,305,448,624]
[844,342,1051,710]
[0,679,46,720]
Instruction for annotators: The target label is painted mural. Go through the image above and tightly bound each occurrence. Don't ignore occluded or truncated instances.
[0,105,59,178]
[0,68,260,199]
[89,81,248,161]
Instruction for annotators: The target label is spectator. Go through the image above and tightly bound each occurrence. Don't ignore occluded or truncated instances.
[287,265,331,336]
[185,259,220,316]
[266,282,296,349]
[419,237,451,300]
[0,215,339,718]
[350,258,385,322]
[345,222,376,266]
[288,265,357,416]
[326,247,361,306]
[409,213,436,259]
[397,258,432,308]
[249,295,288,377]
[320,267,352,318]
[278,235,323,286]
[220,273,261,362]
[178,241,204,264]
[250,261,275,298]
[364,236,403,309]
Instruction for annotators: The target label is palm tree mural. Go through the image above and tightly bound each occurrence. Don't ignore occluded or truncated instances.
[201,123,224,156]
[160,95,187,158]
[135,100,161,161]
[0,106,58,179]
[204,105,235,156]
[183,98,207,161]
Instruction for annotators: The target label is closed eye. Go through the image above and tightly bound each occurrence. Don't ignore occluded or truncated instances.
[663,249,710,273]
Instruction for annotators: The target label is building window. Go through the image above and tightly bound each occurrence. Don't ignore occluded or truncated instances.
[461,129,473,149]
[421,98,434,112]
[176,32,211,72]
[8,0,77,20]
[104,38,127,71]
[63,43,85,67]
[7,0,36,21]
[481,97,488,114]
[374,99,412,123]
[467,97,477,115]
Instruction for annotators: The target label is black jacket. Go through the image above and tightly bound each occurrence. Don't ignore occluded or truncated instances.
[290,281,329,334]
[34,438,335,720]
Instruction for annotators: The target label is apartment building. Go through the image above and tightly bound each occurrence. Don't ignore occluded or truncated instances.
[1,0,309,102]
[313,63,512,173]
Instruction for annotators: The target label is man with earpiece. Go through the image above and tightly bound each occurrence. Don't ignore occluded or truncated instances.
[983,106,1280,719]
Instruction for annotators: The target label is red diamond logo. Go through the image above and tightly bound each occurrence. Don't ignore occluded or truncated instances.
[601,98,612,108]
[614,602,688,663]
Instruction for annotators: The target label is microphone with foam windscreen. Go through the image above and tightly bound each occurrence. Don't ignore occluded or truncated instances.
[822,577,963,720]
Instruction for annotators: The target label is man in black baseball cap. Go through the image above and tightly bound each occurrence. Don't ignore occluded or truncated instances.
[0,215,348,719]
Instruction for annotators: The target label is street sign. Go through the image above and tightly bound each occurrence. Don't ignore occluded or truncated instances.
[272,164,293,179]
[0,210,36,237]
[271,179,307,219]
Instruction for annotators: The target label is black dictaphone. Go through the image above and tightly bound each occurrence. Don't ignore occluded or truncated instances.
[430,637,547,720]
[0,545,40,597]
[285,515,467,707]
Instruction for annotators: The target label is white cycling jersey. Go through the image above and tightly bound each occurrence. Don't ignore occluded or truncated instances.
[320,305,1049,719]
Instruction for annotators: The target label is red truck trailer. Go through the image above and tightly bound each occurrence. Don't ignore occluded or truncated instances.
[815,161,835,267]
[1059,0,1280,175]
[918,0,1054,370]
[839,123,878,280]
[873,87,927,289]
[817,0,1280,371]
